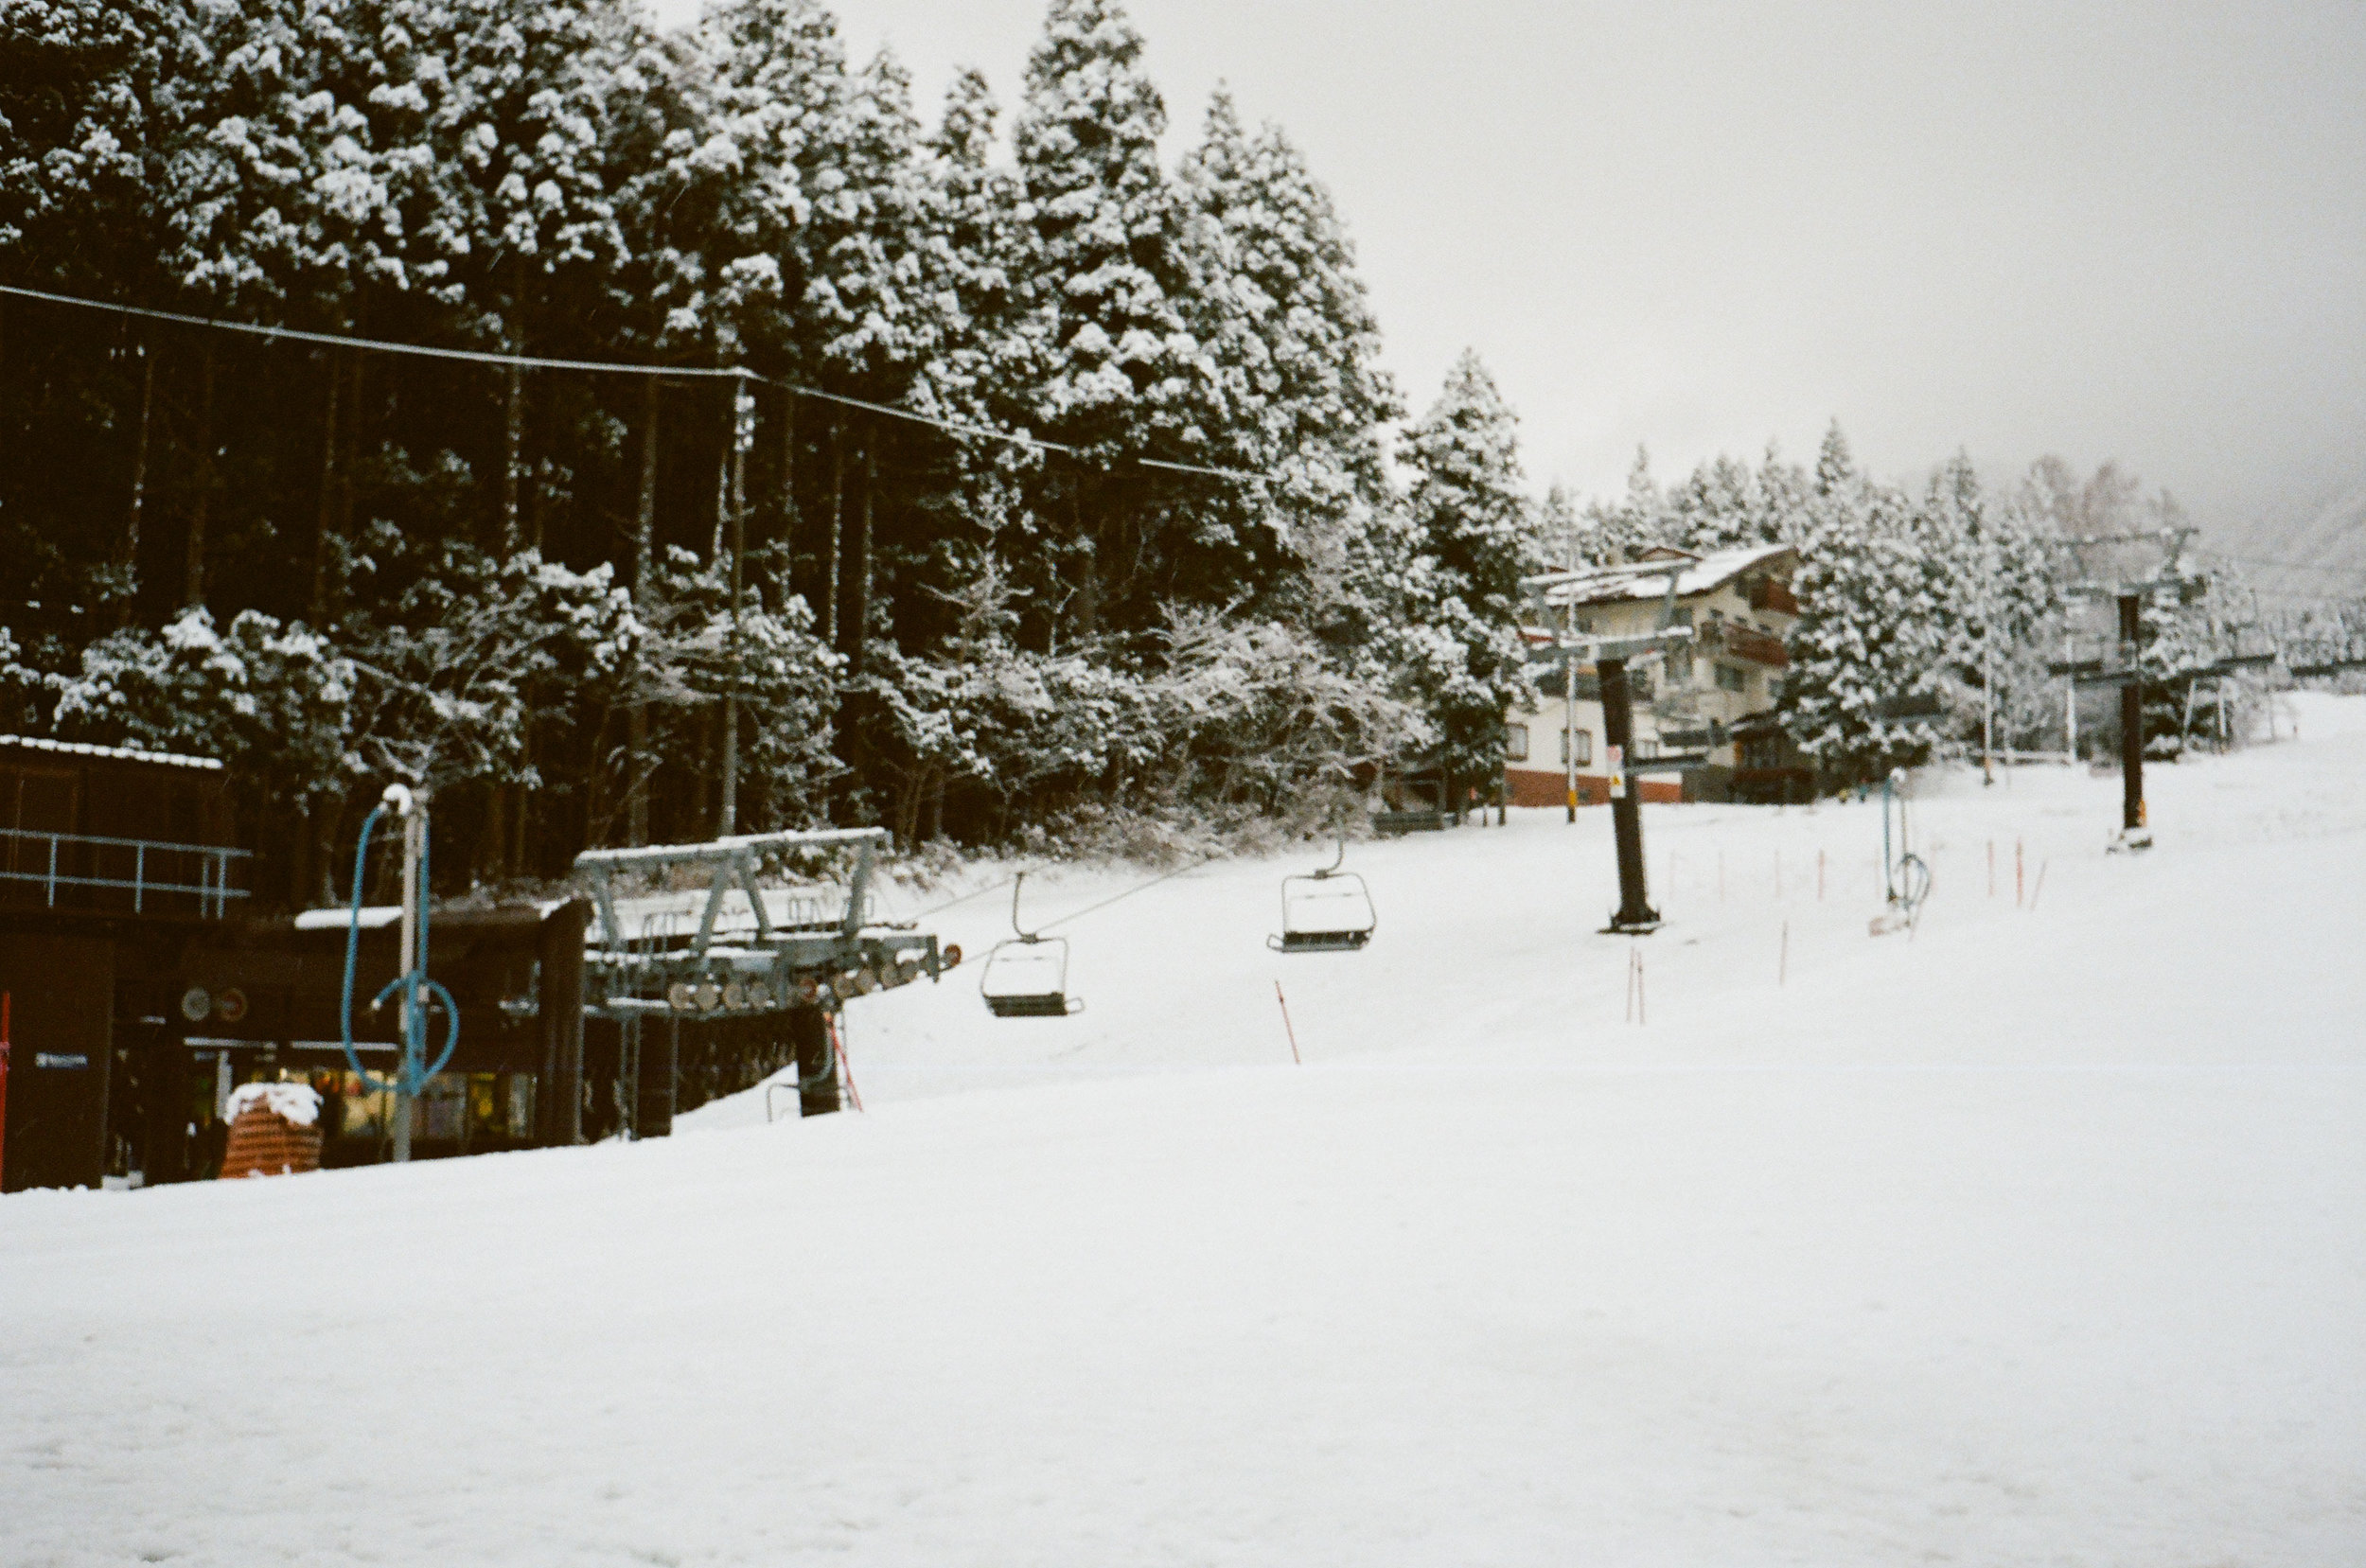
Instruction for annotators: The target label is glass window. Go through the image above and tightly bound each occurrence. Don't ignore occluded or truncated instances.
[1505,723,1529,762]
[1561,730,1593,766]
[1716,663,1749,694]
[506,1074,538,1140]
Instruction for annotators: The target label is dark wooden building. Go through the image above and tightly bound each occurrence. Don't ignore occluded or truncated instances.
[0,736,589,1191]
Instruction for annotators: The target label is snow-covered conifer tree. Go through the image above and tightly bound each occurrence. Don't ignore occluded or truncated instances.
[1387,351,1538,806]
[1779,425,1954,778]
[1012,0,1206,636]
[1177,88,1398,614]
[1575,447,1663,565]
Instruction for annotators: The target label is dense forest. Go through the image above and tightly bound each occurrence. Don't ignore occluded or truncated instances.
[0,0,2299,907]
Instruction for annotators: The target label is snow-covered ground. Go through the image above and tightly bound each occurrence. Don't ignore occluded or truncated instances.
[6,695,2363,1566]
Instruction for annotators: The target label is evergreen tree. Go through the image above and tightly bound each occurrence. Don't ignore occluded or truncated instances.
[1388,351,1537,804]
[1011,0,1206,637]
[1667,452,1757,551]
[913,68,1027,423]
[1754,439,1814,545]
[1577,446,1663,565]
[1177,88,1397,607]
[1778,432,1954,779]
[1813,417,1856,499]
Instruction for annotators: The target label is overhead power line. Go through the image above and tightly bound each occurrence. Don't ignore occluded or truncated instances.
[0,281,744,379]
[2198,548,2366,580]
[0,282,1265,484]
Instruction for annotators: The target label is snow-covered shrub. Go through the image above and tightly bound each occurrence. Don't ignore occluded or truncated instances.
[50,607,357,811]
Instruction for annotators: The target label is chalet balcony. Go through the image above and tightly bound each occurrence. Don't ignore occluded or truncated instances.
[1709,622,1791,667]
[0,828,251,919]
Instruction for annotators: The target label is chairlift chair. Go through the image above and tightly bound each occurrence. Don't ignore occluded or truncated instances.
[1267,837,1377,954]
[980,872,1084,1017]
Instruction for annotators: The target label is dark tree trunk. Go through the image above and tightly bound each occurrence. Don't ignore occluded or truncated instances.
[502,361,524,553]
[123,343,154,624]
[184,340,216,609]
[309,349,341,622]
[825,419,844,646]
[481,784,508,886]
[628,377,658,847]
[779,389,798,570]
[846,437,874,674]
[1073,485,1099,642]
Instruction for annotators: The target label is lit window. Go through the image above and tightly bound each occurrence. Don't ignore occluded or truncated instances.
[1505,723,1529,762]
[1562,730,1593,766]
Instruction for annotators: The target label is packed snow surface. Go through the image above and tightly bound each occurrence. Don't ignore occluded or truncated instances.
[5,694,2363,1565]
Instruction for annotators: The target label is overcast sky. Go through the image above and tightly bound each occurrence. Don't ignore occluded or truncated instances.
[649,0,2365,552]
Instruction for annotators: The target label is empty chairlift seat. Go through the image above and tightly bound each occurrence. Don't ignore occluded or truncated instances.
[1267,838,1377,954]
[980,872,1084,1017]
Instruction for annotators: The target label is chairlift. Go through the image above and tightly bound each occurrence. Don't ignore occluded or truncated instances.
[1266,837,1377,954]
[980,872,1084,1017]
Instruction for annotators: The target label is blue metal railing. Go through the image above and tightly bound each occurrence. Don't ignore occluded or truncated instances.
[0,827,251,917]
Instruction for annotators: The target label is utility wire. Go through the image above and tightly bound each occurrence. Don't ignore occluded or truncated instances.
[0,281,745,379]
[2198,548,2366,579]
[0,282,1266,484]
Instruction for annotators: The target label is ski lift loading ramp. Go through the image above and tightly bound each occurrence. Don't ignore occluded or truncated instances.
[573,827,947,1020]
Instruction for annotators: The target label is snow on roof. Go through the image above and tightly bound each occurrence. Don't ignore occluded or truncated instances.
[291,907,402,931]
[226,1081,322,1126]
[290,898,571,931]
[0,733,225,771]
[1527,542,1795,609]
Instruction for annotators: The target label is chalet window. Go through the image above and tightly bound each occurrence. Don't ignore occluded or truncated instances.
[1562,730,1593,766]
[1715,663,1749,694]
[1505,723,1529,762]
[1666,650,1694,683]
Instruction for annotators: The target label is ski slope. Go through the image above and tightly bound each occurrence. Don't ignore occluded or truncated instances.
[5,695,2363,1566]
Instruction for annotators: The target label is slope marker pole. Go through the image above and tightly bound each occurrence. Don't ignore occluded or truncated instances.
[1274,980,1302,1065]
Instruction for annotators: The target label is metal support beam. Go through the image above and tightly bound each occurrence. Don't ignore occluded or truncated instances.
[2118,594,2145,839]
[1599,657,1659,932]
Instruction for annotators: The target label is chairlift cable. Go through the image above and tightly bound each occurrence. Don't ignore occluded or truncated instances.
[0,283,1267,484]
[1033,854,1219,934]
[906,872,1019,922]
